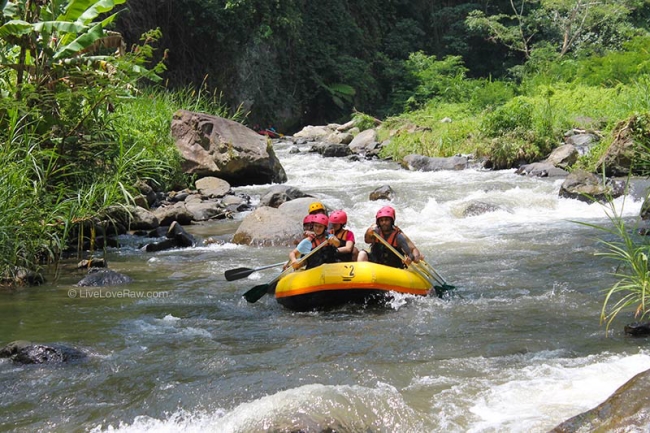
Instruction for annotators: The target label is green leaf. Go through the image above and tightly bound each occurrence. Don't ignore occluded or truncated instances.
[53,22,104,60]
[0,20,32,39]
[33,21,88,35]
[62,0,126,24]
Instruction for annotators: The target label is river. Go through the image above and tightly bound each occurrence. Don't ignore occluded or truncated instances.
[1,139,649,432]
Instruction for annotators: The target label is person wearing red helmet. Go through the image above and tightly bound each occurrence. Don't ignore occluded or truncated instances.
[328,210,356,262]
[289,213,340,270]
[357,205,422,268]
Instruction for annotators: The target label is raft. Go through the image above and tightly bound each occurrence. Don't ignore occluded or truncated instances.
[274,261,432,311]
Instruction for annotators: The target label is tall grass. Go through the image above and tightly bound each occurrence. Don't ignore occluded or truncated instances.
[0,83,246,285]
[578,196,650,332]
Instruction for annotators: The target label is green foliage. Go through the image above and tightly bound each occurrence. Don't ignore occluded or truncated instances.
[482,97,534,137]
[351,111,377,132]
[379,103,481,160]
[404,53,469,109]
[577,198,650,332]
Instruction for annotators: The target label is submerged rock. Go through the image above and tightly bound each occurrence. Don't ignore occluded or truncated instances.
[76,268,133,287]
[0,341,86,364]
[551,368,650,432]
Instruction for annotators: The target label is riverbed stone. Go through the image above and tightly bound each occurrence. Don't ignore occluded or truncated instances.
[515,162,569,178]
[402,154,468,171]
[232,206,303,246]
[195,176,231,198]
[76,268,133,287]
[558,170,625,203]
[0,341,86,364]
[260,185,312,208]
[369,185,394,201]
[551,368,650,432]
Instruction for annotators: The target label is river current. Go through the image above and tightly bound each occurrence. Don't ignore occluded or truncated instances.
[1,139,649,432]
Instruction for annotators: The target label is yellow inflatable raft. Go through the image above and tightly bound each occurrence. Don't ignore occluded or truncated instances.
[274,261,432,311]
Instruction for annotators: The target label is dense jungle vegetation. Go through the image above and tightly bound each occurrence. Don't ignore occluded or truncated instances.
[2,0,650,317]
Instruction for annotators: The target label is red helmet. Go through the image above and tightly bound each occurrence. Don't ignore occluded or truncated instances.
[376,206,395,223]
[329,210,347,225]
[303,214,316,225]
[311,213,329,227]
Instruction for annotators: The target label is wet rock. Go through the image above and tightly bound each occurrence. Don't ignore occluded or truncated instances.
[152,202,194,226]
[195,176,231,198]
[624,321,650,336]
[310,142,352,158]
[76,268,133,287]
[167,221,196,248]
[77,258,107,269]
[551,368,650,432]
[462,201,502,217]
[260,185,312,208]
[369,185,394,201]
[402,154,468,171]
[184,200,227,221]
[232,206,303,247]
[171,109,287,185]
[348,129,379,156]
[558,170,625,204]
[544,144,579,169]
[0,267,45,287]
[516,162,569,178]
[0,341,86,364]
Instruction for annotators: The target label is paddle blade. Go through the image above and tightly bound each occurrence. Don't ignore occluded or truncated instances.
[243,283,270,303]
[225,267,256,281]
[434,283,457,299]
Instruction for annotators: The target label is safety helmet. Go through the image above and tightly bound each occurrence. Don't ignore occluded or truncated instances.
[303,214,316,225]
[311,213,329,228]
[329,210,347,225]
[376,206,396,223]
[309,202,326,214]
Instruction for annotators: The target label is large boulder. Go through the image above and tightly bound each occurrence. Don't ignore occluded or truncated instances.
[559,170,625,204]
[171,110,287,186]
[231,206,302,247]
[401,154,468,171]
[551,368,650,432]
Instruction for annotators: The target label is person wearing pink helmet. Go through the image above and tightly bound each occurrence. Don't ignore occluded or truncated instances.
[357,205,422,268]
[289,213,340,270]
[328,210,357,262]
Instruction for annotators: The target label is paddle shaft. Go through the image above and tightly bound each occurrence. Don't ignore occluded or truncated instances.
[224,261,287,281]
[370,232,436,289]
[395,227,450,285]
[242,240,331,303]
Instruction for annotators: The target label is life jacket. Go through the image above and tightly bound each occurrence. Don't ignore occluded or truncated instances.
[305,234,337,269]
[369,227,405,269]
[330,228,353,262]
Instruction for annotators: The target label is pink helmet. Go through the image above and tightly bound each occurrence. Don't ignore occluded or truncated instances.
[303,214,316,225]
[376,206,396,222]
[311,213,329,227]
[329,210,347,225]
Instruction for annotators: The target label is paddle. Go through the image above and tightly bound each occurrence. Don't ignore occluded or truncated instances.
[224,262,286,281]
[242,238,330,304]
[371,231,455,299]
[395,228,457,297]
[226,238,313,281]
